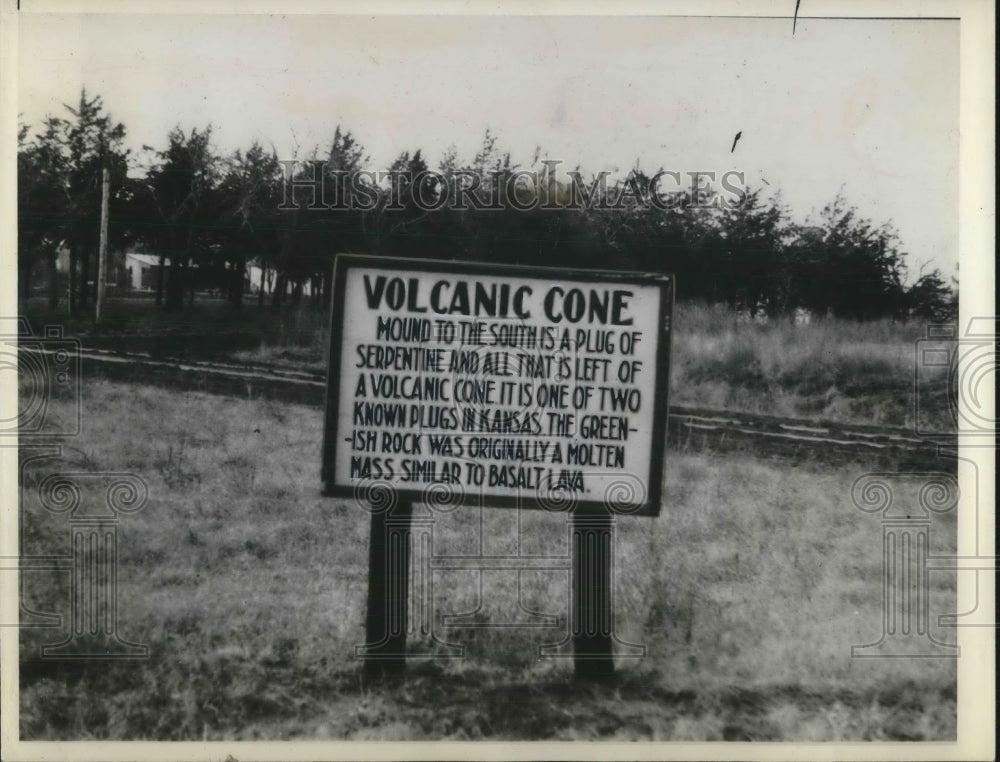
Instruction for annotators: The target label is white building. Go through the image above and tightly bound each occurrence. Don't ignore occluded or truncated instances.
[124,252,167,290]
[246,259,314,297]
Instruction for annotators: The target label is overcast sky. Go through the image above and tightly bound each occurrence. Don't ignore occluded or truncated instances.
[17,12,959,280]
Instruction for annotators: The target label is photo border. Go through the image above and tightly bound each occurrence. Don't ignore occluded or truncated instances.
[0,1,993,760]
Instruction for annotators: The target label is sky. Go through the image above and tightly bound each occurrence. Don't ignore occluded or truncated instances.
[16,12,960,281]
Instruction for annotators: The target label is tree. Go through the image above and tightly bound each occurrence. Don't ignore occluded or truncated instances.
[216,142,282,307]
[790,194,908,319]
[714,189,793,316]
[272,127,372,309]
[907,268,958,321]
[141,126,219,310]
[23,89,129,315]
[316,127,372,300]
[17,121,65,305]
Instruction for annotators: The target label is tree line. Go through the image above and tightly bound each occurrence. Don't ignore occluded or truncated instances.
[17,89,957,321]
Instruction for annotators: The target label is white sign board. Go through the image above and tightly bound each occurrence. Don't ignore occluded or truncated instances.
[323,255,673,515]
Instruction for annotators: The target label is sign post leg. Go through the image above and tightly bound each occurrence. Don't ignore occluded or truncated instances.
[361,499,413,679]
[572,510,615,680]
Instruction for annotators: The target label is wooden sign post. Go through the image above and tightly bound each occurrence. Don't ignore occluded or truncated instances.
[359,497,413,678]
[571,510,616,679]
[323,255,673,679]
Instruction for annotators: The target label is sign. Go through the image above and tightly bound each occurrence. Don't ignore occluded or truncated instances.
[322,255,673,516]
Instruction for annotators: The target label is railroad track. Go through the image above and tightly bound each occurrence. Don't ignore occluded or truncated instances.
[24,346,957,467]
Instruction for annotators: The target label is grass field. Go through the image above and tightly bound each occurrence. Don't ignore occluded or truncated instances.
[18,378,957,741]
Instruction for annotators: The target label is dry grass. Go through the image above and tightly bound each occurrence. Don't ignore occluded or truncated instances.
[670,302,950,429]
[18,379,957,740]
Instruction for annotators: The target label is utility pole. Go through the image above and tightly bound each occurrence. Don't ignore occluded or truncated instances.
[96,167,110,323]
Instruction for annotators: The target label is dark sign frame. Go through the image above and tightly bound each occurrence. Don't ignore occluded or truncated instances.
[322,254,674,516]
